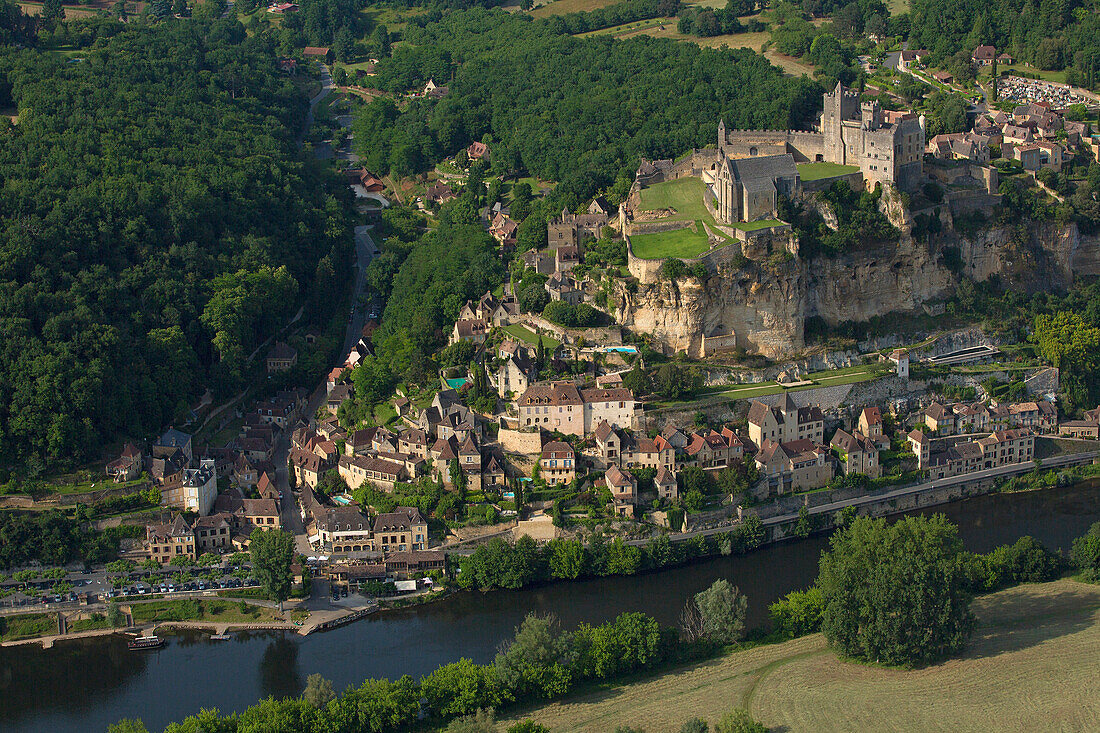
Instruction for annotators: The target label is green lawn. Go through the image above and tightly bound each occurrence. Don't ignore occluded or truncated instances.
[997,65,1068,84]
[797,162,861,181]
[130,599,278,625]
[633,177,734,259]
[502,324,561,351]
[653,365,884,408]
[638,177,712,221]
[0,613,57,641]
[629,226,713,259]
[730,219,783,231]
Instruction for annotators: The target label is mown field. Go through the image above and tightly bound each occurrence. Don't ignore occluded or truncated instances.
[505,579,1100,732]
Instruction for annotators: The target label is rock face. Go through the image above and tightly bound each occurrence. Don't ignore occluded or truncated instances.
[616,215,1100,359]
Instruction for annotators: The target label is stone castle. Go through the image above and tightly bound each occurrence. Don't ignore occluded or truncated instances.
[711,83,926,224]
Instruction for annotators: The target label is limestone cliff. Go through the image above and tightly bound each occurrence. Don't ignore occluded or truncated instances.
[615,217,1100,360]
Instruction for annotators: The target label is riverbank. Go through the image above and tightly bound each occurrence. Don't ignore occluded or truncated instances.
[505,578,1100,732]
[4,482,1099,733]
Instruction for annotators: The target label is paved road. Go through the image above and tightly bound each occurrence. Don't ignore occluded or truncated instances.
[627,450,1100,547]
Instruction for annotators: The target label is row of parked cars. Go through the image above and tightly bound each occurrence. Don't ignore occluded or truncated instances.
[103,577,258,600]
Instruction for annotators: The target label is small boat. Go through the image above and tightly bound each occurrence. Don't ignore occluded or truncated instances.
[209,634,231,640]
[127,634,164,650]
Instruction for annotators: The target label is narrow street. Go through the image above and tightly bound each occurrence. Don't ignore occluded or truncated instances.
[277,64,379,555]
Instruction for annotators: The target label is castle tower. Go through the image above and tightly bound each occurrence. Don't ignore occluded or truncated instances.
[718,119,726,152]
[821,82,859,165]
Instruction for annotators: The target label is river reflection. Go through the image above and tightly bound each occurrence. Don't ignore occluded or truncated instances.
[2,481,1098,733]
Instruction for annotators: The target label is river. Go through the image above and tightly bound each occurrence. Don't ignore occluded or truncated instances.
[2,482,1098,733]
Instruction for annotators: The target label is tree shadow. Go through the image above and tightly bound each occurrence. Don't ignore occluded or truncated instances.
[962,584,1100,661]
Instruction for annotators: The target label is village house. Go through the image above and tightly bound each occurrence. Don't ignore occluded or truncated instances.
[755,438,833,494]
[372,507,428,553]
[451,318,489,345]
[830,429,881,479]
[466,141,489,161]
[155,428,193,464]
[213,492,281,532]
[928,132,992,163]
[490,212,518,249]
[161,458,217,515]
[747,394,825,446]
[546,272,584,305]
[926,429,1035,479]
[338,454,407,491]
[106,443,143,482]
[290,447,326,489]
[145,515,196,565]
[555,244,582,272]
[897,49,929,70]
[307,501,374,554]
[522,248,556,275]
[857,406,890,448]
[655,466,678,500]
[540,441,576,486]
[605,465,637,515]
[192,513,234,554]
[518,381,641,436]
[546,204,609,248]
[426,182,456,206]
[266,342,298,373]
[972,45,996,66]
[907,428,931,469]
[385,550,446,577]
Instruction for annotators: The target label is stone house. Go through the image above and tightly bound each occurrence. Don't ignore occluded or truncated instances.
[106,443,143,482]
[540,441,576,486]
[546,205,608,248]
[290,447,326,489]
[192,513,234,554]
[162,458,217,515]
[605,465,637,515]
[450,318,489,345]
[858,406,890,448]
[972,45,996,65]
[747,394,824,446]
[266,342,298,373]
[754,438,833,494]
[145,515,196,565]
[546,272,583,305]
[830,429,881,479]
[655,466,678,500]
[338,455,406,491]
[372,507,428,553]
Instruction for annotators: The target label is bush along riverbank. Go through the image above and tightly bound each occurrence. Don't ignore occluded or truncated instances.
[454,518,767,591]
[112,517,1100,733]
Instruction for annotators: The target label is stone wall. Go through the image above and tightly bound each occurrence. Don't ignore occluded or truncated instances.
[498,428,543,456]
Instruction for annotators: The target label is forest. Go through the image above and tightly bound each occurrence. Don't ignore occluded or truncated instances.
[0,18,353,470]
[354,8,822,206]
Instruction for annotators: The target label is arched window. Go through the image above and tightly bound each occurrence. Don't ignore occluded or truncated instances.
[749,147,758,156]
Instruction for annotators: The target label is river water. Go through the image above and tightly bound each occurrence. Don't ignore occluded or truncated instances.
[2,482,1098,733]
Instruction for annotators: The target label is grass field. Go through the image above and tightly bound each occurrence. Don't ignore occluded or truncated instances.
[629,226,713,259]
[638,177,710,221]
[0,613,57,642]
[885,0,909,14]
[502,324,562,351]
[530,0,623,17]
[507,579,1100,732]
[730,219,782,231]
[653,365,883,409]
[130,599,278,625]
[633,177,732,259]
[797,161,861,182]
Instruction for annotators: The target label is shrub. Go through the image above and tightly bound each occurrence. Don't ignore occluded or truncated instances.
[768,586,824,639]
[1071,521,1100,581]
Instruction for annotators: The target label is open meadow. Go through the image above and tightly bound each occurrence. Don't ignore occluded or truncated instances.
[505,578,1100,732]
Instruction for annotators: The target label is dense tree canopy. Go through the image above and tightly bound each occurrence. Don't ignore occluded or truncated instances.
[355,8,822,207]
[0,18,352,468]
[909,0,1100,88]
[818,515,976,666]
